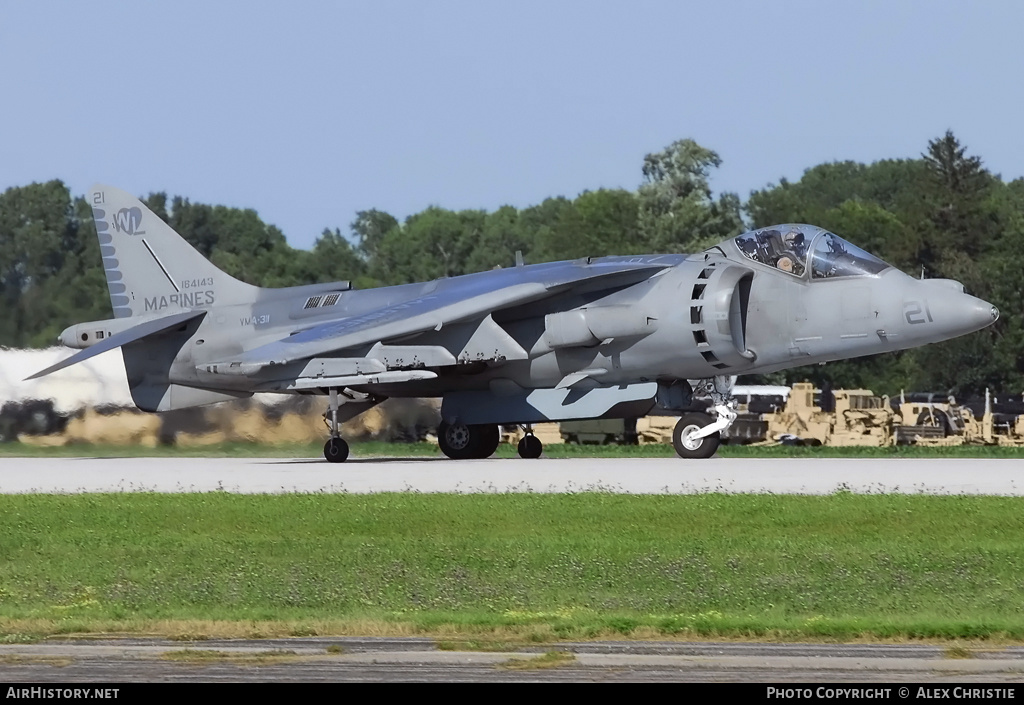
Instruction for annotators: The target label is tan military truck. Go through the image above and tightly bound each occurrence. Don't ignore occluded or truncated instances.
[900,389,1024,446]
[762,382,895,446]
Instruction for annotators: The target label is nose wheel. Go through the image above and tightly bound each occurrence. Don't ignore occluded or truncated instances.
[672,375,736,460]
[672,412,721,459]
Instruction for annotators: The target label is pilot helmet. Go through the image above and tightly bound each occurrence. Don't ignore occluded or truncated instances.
[783,229,804,247]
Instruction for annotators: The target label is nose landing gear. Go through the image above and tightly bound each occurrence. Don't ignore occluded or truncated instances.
[673,375,737,459]
[673,412,720,459]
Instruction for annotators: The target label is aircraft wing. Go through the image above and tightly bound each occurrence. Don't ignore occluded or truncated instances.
[220,259,675,369]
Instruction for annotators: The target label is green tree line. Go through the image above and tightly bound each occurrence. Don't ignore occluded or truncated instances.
[2,132,1022,397]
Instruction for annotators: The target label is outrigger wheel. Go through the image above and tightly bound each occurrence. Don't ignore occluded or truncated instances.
[323,388,350,463]
[672,412,721,459]
[324,436,349,463]
[437,421,501,459]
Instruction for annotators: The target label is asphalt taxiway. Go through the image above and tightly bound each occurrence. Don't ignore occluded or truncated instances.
[1,639,1023,682]
[2,455,1024,494]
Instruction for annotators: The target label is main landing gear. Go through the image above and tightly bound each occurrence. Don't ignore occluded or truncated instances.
[672,376,737,460]
[323,388,349,463]
[437,421,501,459]
[436,422,543,459]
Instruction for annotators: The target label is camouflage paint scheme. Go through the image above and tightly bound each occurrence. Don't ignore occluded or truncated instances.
[30,186,998,460]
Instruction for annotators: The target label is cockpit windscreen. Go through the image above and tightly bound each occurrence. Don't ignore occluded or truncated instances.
[734,226,891,280]
[810,232,890,279]
[734,227,811,277]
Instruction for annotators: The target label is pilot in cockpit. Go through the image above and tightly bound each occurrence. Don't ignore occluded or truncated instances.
[775,229,807,276]
[783,230,808,259]
[735,227,891,280]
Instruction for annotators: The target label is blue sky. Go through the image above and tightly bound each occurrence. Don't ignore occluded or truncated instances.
[1,1,1022,249]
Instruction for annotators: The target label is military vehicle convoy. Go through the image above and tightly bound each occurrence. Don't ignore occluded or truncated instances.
[757,384,1024,447]
[556,383,1024,448]
[10,379,1023,449]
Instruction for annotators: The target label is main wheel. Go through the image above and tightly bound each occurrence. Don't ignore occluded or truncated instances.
[672,413,720,459]
[438,421,483,460]
[517,435,543,459]
[324,437,349,463]
[472,424,501,458]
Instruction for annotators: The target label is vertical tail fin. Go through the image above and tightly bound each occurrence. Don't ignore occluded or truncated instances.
[89,184,260,318]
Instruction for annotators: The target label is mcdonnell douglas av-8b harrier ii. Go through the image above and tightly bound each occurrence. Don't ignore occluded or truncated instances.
[30,186,998,462]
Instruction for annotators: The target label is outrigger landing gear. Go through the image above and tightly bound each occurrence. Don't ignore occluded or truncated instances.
[672,375,737,460]
[517,426,542,459]
[323,388,349,463]
[437,421,501,459]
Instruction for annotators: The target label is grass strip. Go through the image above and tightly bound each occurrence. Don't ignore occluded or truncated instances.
[0,493,1022,641]
[161,649,299,664]
[497,651,576,670]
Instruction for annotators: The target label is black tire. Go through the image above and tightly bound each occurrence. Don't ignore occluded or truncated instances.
[472,424,501,458]
[672,413,720,459]
[915,409,951,436]
[324,437,349,463]
[518,435,543,459]
[438,421,477,460]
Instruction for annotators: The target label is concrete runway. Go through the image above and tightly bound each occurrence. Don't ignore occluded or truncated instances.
[2,455,1024,494]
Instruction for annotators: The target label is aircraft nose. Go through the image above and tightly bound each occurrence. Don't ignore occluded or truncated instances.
[951,292,998,334]
[907,279,998,343]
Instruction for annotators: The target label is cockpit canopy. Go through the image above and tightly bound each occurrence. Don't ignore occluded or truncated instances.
[732,225,891,280]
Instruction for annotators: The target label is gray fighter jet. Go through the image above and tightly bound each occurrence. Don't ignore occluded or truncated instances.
[30,185,998,461]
